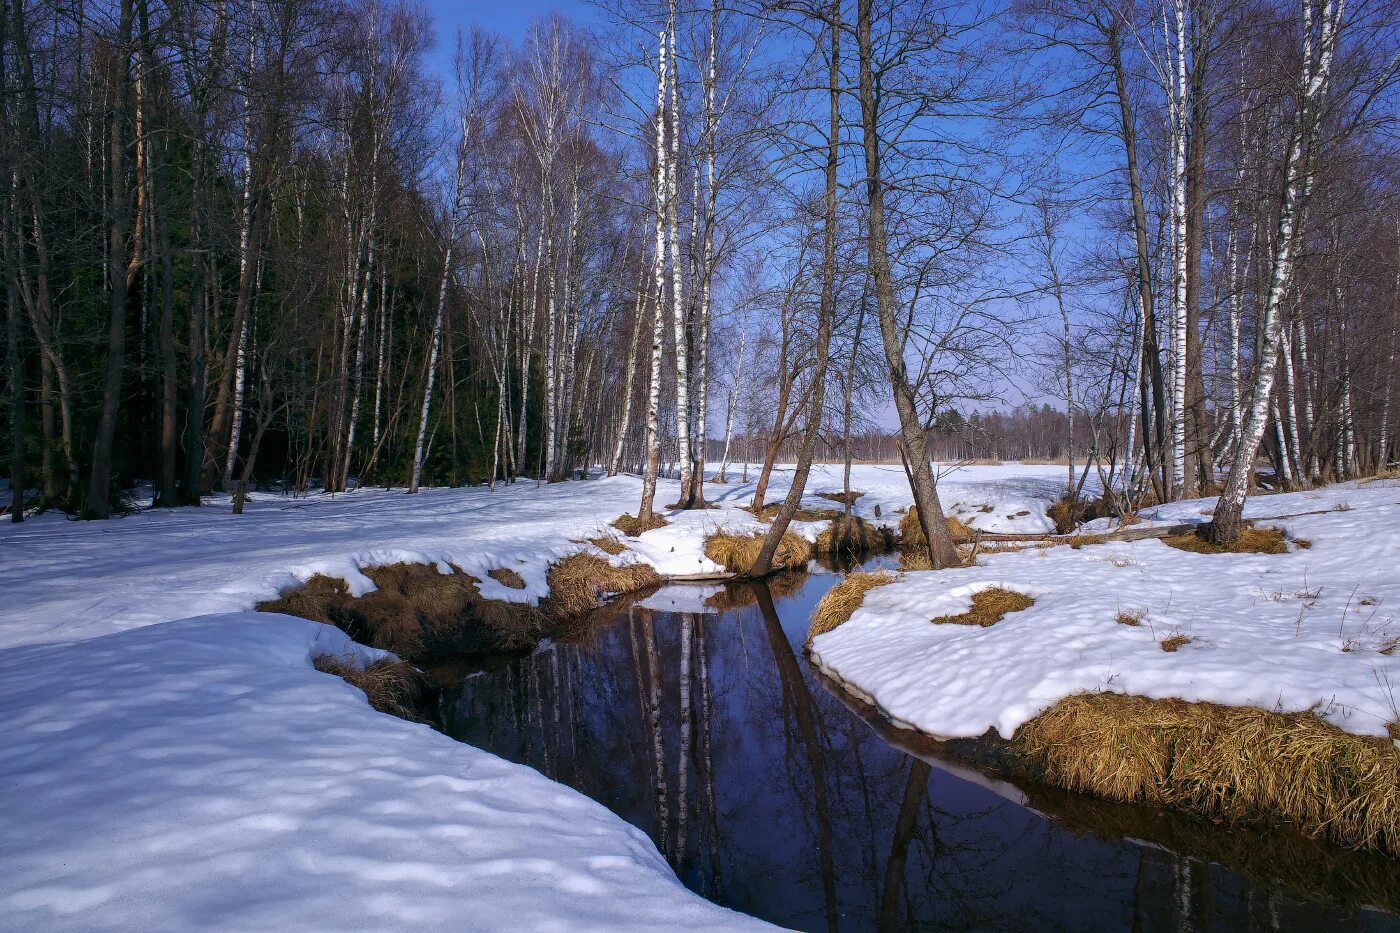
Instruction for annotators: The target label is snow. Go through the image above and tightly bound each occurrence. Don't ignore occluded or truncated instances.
[0,462,1071,650]
[0,461,1072,930]
[0,613,763,931]
[811,479,1400,744]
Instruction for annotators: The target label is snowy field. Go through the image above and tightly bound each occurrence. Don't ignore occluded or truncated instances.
[0,462,1068,931]
[811,479,1400,744]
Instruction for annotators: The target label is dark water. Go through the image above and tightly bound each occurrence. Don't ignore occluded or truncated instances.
[440,563,1400,932]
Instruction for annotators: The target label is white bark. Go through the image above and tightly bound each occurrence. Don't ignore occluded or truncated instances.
[1213,0,1343,536]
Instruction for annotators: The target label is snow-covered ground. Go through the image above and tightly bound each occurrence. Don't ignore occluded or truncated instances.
[811,479,1400,744]
[0,462,1068,931]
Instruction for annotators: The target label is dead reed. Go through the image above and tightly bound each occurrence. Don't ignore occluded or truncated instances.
[704,530,813,575]
[1015,692,1400,856]
[313,655,432,722]
[805,571,897,648]
[930,587,1035,627]
[487,567,526,589]
[1163,525,1292,555]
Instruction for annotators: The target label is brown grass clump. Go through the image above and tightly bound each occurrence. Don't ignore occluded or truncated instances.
[487,567,526,589]
[1163,524,1290,555]
[1160,633,1191,652]
[815,490,863,506]
[1115,611,1144,627]
[931,587,1034,627]
[588,535,628,556]
[260,563,543,660]
[899,506,974,548]
[544,552,660,619]
[704,530,813,576]
[814,514,891,557]
[314,655,433,722]
[613,512,670,536]
[806,571,897,648]
[1068,533,1108,549]
[1014,693,1400,855]
[748,501,843,523]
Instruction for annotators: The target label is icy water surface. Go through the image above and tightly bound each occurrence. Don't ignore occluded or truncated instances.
[440,560,1400,932]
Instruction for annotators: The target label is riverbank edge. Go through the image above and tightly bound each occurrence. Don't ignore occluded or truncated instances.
[809,613,1400,859]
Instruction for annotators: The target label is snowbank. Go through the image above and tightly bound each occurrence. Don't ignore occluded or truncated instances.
[811,480,1400,743]
[0,462,1075,929]
[0,613,765,931]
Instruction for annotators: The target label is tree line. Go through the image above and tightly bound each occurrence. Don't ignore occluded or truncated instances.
[2,0,1398,558]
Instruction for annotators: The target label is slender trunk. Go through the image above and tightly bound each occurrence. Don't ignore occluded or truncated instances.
[87,0,136,518]
[1211,0,1340,543]
[857,0,958,568]
[753,1,840,575]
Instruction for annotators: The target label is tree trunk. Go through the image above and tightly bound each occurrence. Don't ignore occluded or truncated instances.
[856,0,958,568]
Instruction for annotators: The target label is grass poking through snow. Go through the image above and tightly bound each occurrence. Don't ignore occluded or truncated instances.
[931,587,1035,627]
[1163,525,1294,555]
[487,567,526,589]
[1160,633,1192,652]
[612,512,669,536]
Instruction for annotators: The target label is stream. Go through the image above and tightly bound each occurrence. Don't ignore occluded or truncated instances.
[437,558,1400,932]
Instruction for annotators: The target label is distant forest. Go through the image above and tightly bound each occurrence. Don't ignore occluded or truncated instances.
[3,0,1398,534]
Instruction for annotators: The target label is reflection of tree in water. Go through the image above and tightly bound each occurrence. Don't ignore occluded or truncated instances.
[443,575,1398,933]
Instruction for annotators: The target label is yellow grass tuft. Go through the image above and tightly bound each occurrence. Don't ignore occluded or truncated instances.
[1015,693,1400,855]
[612,512,670,536]
[314,655,431,722]
[898,506,974,549]
[814,514,891,557]
[1068,533,1108,549]
[1160,633,1191,651]
[588,535,628,556]
[931,587,1034,627]
[487,567,526,589]
[544,552,660,619]
[1163,525,1290,554]
[1115,610,1144,627]
[704,530,813,576]
[748,501,843,523]
[806,571,897,648]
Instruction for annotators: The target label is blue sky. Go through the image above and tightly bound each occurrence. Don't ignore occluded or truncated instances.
[418,0,599,73]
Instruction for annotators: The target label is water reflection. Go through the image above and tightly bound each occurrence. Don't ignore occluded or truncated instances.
[443,570,1400,932]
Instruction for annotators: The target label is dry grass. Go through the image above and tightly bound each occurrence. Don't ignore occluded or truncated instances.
[899,506,974,548]
[259,563,543,659]
[704,530,813,576]
[932,587,1035,627]
[1160,633,1192,652]
[805,571,897,648]
[1014,692,1400,855]
[815,490,863,506]
[544,552,660,618]
[1068,533,1108,549]
[314,655,432,722]
[612,512,669,536]
[588,535,628,556]
[814,514,891,557]
[1163,525,1291,555]
[748,501,843,523]
[1116,610,1144,627]
[487,567,526,589]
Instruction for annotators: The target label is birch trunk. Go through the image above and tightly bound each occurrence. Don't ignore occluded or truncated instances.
[1210,0,1341,543]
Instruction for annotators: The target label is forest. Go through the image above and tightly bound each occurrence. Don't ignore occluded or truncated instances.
[3,0,1398,544]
